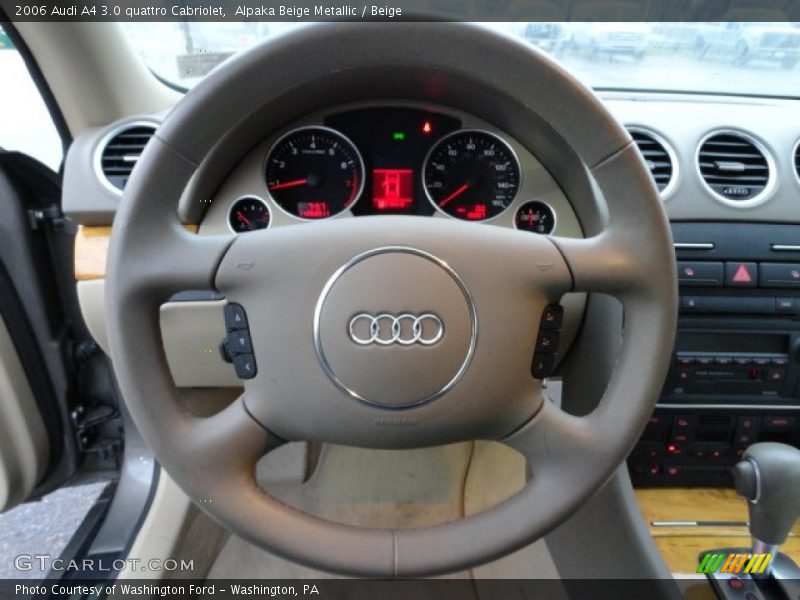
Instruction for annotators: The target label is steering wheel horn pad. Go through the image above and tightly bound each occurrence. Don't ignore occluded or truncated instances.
[106,23,676,577]
[314,246,476,409]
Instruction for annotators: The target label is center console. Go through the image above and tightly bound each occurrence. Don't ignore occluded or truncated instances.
[629,223,800,487]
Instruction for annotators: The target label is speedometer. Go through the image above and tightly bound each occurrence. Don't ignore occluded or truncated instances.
[265,126,365,219]
[423,130,521,221]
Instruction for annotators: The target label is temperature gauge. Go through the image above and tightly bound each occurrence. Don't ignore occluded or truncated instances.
[228,197,271,233]
[514,201,556,235]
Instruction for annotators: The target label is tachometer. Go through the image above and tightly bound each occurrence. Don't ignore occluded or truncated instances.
[265,126,365,219]
[423,130,520,221]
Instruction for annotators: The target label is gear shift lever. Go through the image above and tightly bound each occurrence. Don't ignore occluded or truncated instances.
[732,442,800,557]
[705,443,800,600]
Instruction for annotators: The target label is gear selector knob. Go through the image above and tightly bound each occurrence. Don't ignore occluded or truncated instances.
[733,442,800,551]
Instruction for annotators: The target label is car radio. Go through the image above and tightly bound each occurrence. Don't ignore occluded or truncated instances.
[629,222,800,487]
[663,332,796,401]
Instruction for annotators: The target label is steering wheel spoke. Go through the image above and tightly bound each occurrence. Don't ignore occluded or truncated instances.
[503,400,597,473]
[181,395,285,484]
[550,234,646,296]
[149,230,233,297]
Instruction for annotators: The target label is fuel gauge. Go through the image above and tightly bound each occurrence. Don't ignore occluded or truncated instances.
[514,201,556,235]
[228,197,271,233]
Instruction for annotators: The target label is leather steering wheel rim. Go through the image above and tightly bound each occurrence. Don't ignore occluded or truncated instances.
[106,22,677,577]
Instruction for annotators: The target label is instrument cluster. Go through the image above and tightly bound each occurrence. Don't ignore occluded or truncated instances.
[224,106,558,236]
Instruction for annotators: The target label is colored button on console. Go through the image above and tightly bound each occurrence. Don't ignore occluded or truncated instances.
[725,262,758,287]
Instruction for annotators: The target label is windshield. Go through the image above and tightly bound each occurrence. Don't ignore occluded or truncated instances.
[123,22,800,97]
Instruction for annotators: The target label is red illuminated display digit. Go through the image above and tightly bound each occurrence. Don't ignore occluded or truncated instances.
[297,202,330,219]
[372,169,413,210]
[454,204,487,221]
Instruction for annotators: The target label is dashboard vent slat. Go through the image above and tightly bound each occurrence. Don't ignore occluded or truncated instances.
[628,129,675,195]
[698,132,771,203]
[98,123,157,192]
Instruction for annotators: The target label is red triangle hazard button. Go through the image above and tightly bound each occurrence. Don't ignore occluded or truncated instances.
[733,264,752,283]
[726,262,757,287]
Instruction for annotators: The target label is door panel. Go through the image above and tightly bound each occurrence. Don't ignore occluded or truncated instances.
[0,317,48,510]
[0,152,102,511]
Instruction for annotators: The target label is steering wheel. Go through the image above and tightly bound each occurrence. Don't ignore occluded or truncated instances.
[106,23,676,577]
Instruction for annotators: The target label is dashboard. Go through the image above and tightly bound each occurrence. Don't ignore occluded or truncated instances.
[194,103,582,238]
[64,92,800,489]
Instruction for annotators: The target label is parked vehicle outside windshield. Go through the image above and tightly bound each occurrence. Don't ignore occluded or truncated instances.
[124,22,800,97]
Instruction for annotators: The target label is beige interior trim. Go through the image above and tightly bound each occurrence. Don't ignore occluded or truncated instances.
[77,279,110,353]
[76,225,197,281]
[74,225,112,281]
[160,301,240,388]
[0,317,48,512]
[117,471,196,580]
[635,488,800,574]
[78,280,241,387]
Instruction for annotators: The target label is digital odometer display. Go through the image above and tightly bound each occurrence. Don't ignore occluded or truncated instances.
[423,130,521,221]
[265,126,365,219]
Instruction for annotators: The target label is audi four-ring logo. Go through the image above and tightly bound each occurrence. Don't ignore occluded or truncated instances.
[348,313,444,346]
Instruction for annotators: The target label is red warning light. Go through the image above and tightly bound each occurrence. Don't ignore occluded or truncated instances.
[732,264,752,283]
[422,121,433,134]
[372,169,413,210]
[297,201,330,219]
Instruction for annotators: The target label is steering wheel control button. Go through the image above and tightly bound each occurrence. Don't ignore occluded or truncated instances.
[232,354,257,380]
[221,304,257,380]
[725,262,758,287]
[531,353,555,379]
[540,304,563,329]
[315,248,476,408]
[530,304,563,379]
[225,330,253,355]
[535,330,559,353]
[224,303,248,330]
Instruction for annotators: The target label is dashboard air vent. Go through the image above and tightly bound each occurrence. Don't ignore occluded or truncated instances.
[98,123,157,192]
[697,132,770,202]
[629,129,674,194]
[795,142,800,181]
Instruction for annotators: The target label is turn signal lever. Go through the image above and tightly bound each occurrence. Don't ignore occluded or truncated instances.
[733,442,800,556]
